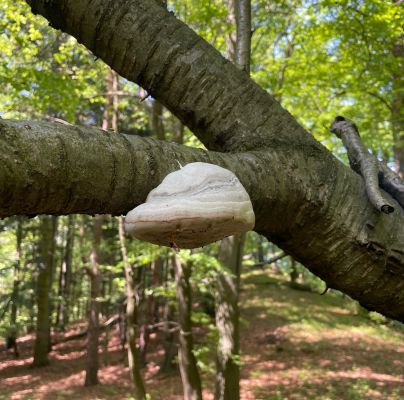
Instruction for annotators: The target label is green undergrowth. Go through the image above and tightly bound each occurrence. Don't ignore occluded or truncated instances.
[239,268,404,400]
[242,268,403,342]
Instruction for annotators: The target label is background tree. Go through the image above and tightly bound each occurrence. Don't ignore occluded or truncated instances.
[0,1,403,399]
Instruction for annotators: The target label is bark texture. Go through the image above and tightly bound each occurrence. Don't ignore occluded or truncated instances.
[33,216,57,367]
[118,217,147,399]
[56,214,75,329]
[25,0,308,153]
[392,37,404,177]
[215,235,244,400]
[174,256,202,400]
[84,214,103,386]
[330,116,404,213]
[1,119,404,321]
[7,217,23,357]
[1,0,401,322]
[235,0,251,74]
[215,2,249,398]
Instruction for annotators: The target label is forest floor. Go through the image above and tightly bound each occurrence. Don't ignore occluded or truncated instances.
[1,269,403,400]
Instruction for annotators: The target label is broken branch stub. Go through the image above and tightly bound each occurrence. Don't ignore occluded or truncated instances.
[124,162,255,248]
[330,116,404,214]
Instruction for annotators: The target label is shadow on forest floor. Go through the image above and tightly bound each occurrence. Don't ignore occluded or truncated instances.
[1,268,403,400]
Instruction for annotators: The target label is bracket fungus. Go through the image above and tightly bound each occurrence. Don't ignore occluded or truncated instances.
[124,162,255,248]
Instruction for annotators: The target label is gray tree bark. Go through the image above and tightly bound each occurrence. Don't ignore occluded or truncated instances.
[84,214,103,386]
[33,216,57,367]
[173,256,202,400]
[56,214,75,330]
[392,38,404,177]
[1,0,401,322]
[215,1,250,398]
[6,217,23,357]
[118,217,147,399]
[215,235,244,400]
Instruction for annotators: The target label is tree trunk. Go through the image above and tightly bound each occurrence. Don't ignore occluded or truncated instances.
[6,217,23,358]
[152,100,165,141]
[173,255,202,400]
[256,235,265,264]
[161,258,177,373]
[215,2,250,398]
[392,39,404,177]
[215,235,244,400]
[139,257,162,366]
[84,214,103,386]
[47,216,58,353]
[118,217,147,399]
[235,0,251,73]
[56,214,75,330]
[75,215,87,321]
[290,257,298,286]
[32,215,57,367]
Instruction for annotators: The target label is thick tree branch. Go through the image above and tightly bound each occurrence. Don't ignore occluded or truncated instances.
[1,119,404,322]
[25,0,321,155]
[0,119,244,217]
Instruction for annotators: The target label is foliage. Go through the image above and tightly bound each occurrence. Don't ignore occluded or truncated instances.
[0,0,402,398]
[251,0,403,160]
[0,0,111,122]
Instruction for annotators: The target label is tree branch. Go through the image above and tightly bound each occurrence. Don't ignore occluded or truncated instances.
[330,116,404,212]
[1,119,404,321]
[25,0,320,155]
[366,91,393,112]
[253,252,287,268]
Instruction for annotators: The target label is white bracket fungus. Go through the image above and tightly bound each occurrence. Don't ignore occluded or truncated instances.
[124,162,255,249]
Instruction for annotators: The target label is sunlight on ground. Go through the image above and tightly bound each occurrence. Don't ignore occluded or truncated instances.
[1,269,403,400]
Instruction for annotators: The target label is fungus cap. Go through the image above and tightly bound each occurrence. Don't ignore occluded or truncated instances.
[125,162,255,249]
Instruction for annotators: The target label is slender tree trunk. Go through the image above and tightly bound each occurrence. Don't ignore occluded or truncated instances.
[137,264,149,367]
[56,214,75,330]
[106,66,147,397]
[173,117,184,144]
[85,67,119,385]
[256,235,265,264]
[28,289,35,333]
[47,216,58,353]
[174,255,202,400]
[118,217,147,399]
[139,258,162,366]
[32,216,57,367]
[84,214,103,386]
[215,234,244,400]
[226,0,237,62]
[161,258,177,373]
[138,311,149,367]
[235,0,251,73]
[75,215,87,321]
[392,39,404,177]
[151,74,180,373]
[290,257,298,286]
[152,100,165,140]
[161,307,177,372]
[6,217,23,358]
[215,1,250,398]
